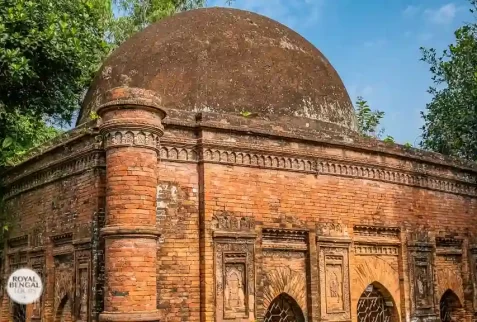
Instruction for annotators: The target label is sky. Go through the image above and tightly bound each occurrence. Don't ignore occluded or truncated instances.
[206,0,474,145]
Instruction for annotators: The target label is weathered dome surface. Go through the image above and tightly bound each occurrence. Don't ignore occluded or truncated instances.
[78,7,357,130]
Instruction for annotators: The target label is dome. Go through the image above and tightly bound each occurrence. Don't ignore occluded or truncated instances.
[78,7,358,131]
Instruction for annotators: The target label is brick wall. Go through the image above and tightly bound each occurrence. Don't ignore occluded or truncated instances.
[1,166,103,322]
[202,162,477,321]
[203,163,476,232]
[155,161,200,321]
[1,120,476,322]
[0,129,104,322]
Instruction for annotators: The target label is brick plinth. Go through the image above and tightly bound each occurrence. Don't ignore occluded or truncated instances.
[97,88,166,322]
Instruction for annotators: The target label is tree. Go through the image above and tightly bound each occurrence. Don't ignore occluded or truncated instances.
[420,0,477,161]
[0,0,232,238]
[355,96,385,138]
[355,96,396,144]
[0,0,110,167]
[0,0,234,169]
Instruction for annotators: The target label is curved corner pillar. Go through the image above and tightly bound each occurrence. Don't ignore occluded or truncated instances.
[97,87,166,322]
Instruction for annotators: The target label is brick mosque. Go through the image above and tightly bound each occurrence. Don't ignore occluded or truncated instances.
[1,7,477,322]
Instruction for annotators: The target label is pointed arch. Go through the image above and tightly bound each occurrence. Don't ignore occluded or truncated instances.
[352,257,401,321]
[440,289,464,322]
[263,292,305,322]
[357,282,399,322]
[55,294,72,322]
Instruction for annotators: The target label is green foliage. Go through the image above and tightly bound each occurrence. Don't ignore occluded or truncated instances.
[420,0,477,161]
[89,111,100,120]
[240,110,258,118]
[355,96,386,139]
[0,0,110,121]
[404,142,413,149]
[0,111,61,166]
[0,0,234,236]
[383,136,395,144]
[0,0,110,170]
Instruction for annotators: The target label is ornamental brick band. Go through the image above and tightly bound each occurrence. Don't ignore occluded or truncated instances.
[94,87,166,116]
[99,310,161,322]
[100,226,161,239]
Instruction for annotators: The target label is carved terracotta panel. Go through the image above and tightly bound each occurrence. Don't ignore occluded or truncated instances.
[54,254,74,319]
[408,241,435,318]
[317,243,351,321]
[77,267,89,321]
[211,212,255,232]
[325,257,344,313]
[469,245,477,311]
[75,249,91,322]
[415,262,432,306]
[30,255,45,318]
[224,263,246,317]
[214,239,255,322]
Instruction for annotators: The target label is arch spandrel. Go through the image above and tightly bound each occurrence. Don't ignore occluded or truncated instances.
[262,267,307,313]
[352,257,401,321]
[436,267,464,305]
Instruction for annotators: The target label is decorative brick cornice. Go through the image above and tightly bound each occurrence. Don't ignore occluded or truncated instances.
[436,236,463,248]
[354,244,399,256]
[353,225,401,239]
[353,225,401,256]
[7,235,28,248]
[469,243,477,254]
[435,236,463,255]
[51,232,73,246]
[3,150,105,199]
[159,143,477,197]
[102,128,161,152]
[262,228,308,251]
[262,228,308,240]
[164,111,477,172]
[316,222,352,245]
[407,231,434,250]
[159,145,198,162]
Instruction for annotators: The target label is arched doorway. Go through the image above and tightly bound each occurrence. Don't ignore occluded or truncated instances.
[357,283,396,322]
[12,302,26,322]
[440,289,463,322]
[264,293,305,322]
